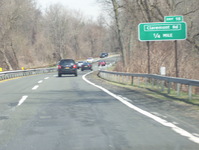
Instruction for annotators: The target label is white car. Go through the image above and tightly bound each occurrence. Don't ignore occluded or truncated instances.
[77,61,84,69]
[87,57,94,63]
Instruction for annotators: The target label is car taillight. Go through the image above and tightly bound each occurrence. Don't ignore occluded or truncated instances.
[73,64,77,68]
[58,65,62,69]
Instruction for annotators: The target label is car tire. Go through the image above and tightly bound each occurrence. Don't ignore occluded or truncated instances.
[81,69,84,71]
[58,73,62,77]
[74,73,78,76]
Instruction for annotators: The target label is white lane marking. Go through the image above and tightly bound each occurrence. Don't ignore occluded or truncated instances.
[151,112,168,118]
[32,85,39,90]
[18,96,28,106]
[118,95,132,102]
[44,77,49,80]
[82,72,199,144]
[38,80,43,84]
[172,121,179,125]
[193,133,199,137]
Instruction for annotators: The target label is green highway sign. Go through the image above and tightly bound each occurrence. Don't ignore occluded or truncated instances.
[138,22,187,41]
[164,16,183,22]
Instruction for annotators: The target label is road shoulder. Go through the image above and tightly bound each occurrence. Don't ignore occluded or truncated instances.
[86,71,199,136]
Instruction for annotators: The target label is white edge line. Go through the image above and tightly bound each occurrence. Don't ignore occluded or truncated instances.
[44,77,49,80]
[82,71,199,144]
[17,95,28,106]
[32,85,39,90]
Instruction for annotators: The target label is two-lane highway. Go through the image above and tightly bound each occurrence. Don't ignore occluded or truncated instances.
[0,68,199,150]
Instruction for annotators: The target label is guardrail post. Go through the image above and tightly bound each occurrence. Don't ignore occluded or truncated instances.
[151,78,154,88]
[177,83,180,96]
[155,79,158,90]
[167,82,171,94]
[145,78,147,87]
[159,80,161,90]
[128,76,131,85]
[138,77,140,86]
[161,80,165,92]
[188,85,192,100]
[131,76,134,85]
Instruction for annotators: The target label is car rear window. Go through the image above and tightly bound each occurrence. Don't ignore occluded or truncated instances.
[59,59,75,65]
[83,62,89,65]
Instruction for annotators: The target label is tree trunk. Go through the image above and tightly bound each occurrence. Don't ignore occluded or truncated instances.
[111,0,127,67]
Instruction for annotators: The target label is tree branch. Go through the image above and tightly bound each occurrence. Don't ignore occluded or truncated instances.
[183,7,199,16]
[175,1,183,9]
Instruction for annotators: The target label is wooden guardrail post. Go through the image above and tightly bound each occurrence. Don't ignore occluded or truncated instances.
[122,75,124,84]
[177,83,180,96]
[145,78,147,87]
[152,78,154,88]
[188,85,192,100]
[167,82,171,94]
[161,80,165,92]
[131,76,134,85]
[138,77,140,86]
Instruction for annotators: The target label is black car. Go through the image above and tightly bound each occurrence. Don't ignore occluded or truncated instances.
[100,52,108,58]
[57,59,77,77]
[81,62,92,71]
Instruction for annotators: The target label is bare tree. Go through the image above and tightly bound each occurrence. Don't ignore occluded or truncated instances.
[44,4,71,61]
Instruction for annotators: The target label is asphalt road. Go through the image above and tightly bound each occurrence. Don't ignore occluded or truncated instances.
[0,61,199,150]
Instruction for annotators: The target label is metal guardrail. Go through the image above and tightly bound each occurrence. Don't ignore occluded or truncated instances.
[98,70,199,100]
[0,68,57,81]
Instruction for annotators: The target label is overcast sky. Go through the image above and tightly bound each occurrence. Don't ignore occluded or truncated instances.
[36,0,101,20]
